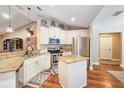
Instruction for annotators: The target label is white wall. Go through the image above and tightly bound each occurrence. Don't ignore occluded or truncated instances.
[90,6,124,67]
[90,24,124,67]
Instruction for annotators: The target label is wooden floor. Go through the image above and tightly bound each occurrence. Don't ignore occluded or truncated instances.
[23,63,124,88]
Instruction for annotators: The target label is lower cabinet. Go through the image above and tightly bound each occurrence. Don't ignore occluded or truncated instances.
[18,64,24,83]
[23,54,50,84]
[42,54,51,70]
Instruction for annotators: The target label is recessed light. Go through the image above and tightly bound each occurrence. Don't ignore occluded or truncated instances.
[71,17,76,22]
[3,14,9,19]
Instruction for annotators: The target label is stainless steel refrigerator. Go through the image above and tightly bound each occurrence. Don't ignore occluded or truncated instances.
[72,37,90,68]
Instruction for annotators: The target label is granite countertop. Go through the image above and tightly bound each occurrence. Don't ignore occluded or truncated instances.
[0,57,24,73]
[59,55,89,64]
[24,52,50,59]
[0,52,50,73]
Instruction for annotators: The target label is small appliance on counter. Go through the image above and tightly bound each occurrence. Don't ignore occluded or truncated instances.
[3,38,23,52]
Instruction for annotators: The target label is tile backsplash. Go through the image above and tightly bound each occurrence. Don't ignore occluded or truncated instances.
[40,44,72,51]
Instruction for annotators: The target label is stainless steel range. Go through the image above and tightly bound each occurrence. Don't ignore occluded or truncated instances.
[47,48,63,66]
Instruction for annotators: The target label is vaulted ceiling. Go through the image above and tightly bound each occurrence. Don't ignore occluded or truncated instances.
[0,5,103,35]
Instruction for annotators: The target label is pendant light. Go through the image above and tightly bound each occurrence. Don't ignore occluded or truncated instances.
[6,5,13,33]
[26,7,34,36]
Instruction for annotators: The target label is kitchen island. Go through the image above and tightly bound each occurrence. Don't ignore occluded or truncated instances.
[58,55,89,88]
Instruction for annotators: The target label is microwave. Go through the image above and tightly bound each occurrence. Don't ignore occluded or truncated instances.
[49,38,60,44]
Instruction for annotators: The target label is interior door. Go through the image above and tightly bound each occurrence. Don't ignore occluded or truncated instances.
[100,35,112,60]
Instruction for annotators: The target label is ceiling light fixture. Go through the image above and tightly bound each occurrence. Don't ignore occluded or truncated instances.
[6,5,13,33]
[3,13,9,19]
[26,7,34,37]
[71,17,76,22]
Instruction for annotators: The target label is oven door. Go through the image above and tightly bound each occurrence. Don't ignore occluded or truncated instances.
[52,53,59,63]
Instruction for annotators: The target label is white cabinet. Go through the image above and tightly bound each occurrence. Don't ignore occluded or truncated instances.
[40,27,49,44]
[66,29,89,44]
[24,58,37,83]
[66,31,73,44]
[42,54,51,70]
[23,54,51,83]
[39,26,88,45]
[59,30,67,44]
[0,71,16,88]
[40,26,61,44]
[49,27,60,38]
[39,26,67,44]
[18,65,24,83]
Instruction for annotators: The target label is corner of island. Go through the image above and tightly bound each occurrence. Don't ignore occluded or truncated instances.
[58,55,89,88]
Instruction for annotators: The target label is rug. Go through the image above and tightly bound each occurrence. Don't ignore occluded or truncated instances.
[27,71,51,87]
[108,70,124,83]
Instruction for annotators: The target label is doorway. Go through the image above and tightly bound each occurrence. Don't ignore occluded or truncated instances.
[99,33,121,65]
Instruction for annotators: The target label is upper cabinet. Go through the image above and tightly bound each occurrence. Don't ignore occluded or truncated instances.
[49,27,60,38]
[40,26,67,44]
[59,30,67,44]
[39,26,89,45]
[40,26,49,44]
[66,29,89,44]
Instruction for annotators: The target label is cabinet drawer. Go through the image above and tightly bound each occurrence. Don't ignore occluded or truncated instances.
[24,56,41,65]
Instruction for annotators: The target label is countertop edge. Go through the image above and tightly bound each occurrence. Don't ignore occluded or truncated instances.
[59,55,89,64]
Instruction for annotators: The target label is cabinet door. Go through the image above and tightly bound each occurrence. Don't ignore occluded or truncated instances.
[36,56,43,73]
[24,57,40,83]
[66,30,88,44]
[18,65,24,83]
[49,27,60,38]
[60,30,67,44]
[42,54,51,70]
[40,26,49,44]
[24,60,36,83]
[66,31,73,44]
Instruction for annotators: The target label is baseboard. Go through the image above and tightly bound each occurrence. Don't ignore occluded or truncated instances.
[93,62,99,65]
[111,59,120,61]
[120,64,124,67]
[100,58,120,61]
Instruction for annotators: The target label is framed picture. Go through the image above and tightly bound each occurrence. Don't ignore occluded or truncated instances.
[50,21,56,27]
[41,19,49,27]
[58,24,64,29]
